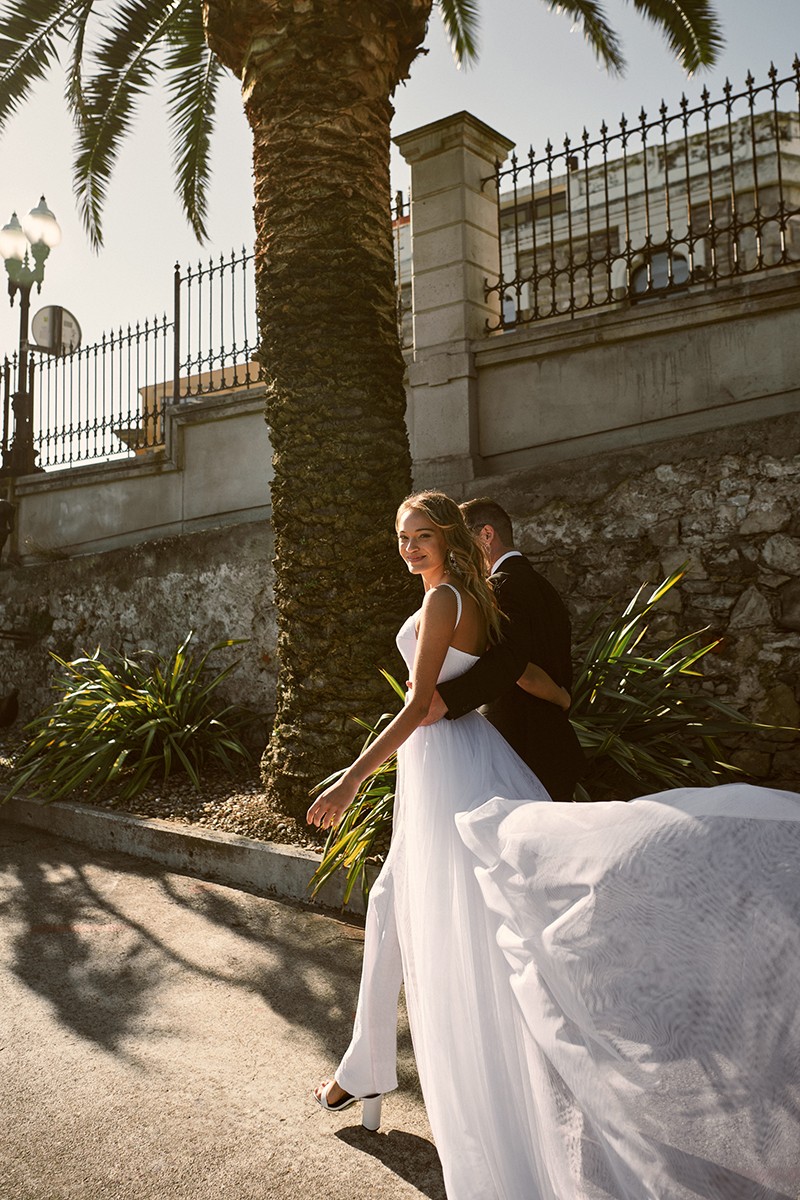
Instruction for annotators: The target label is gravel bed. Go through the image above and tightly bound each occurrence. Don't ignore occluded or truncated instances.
[0,732,326,854]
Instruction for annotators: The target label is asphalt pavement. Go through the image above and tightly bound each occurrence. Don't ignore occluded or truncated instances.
[0,822,445,1200]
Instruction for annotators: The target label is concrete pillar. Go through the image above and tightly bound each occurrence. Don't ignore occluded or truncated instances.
[395,112,514,486]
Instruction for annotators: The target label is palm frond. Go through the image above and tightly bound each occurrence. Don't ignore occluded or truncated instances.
[164,2,221,243]
[545,0,722,76]
[544,0,625,74]
[437,0,481,67]
[0,0,86,129]
[5,633,251,806]
[630,0,724,74]
[567,565,776,795]
[64,0,94,123]
[379,667,408,702]
[72,0,191,248]
[309,699,400,906]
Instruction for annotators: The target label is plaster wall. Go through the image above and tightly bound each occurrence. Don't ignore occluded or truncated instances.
[8,391,271,560]
[472,270,800,473]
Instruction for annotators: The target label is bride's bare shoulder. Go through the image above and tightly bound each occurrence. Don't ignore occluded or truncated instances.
[422,584,460,614]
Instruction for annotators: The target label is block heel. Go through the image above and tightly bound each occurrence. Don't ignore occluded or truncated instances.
[361,1094,382,1131]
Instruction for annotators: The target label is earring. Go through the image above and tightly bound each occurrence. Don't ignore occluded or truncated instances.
[448,551,458,572]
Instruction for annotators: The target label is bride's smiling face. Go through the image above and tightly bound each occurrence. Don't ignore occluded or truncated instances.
[397,507,448,578]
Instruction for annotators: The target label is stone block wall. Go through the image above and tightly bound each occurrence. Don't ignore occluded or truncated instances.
[0,521,277,747]
[1,411,798,790]
[458,410,800,788]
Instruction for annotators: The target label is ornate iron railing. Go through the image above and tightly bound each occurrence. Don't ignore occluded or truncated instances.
[393,189,412,349]
[2,200,412,470]
[175,246,261,402]
[488,59,800,329]
[0,247,263,471]
[30,314,174,468]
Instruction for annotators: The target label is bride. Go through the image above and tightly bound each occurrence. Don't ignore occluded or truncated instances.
[307,490,800,1200]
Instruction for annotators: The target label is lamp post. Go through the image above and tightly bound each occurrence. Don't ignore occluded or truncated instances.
[0,197,61,476]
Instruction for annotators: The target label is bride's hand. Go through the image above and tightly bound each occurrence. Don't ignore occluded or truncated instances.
[306,775,358,829]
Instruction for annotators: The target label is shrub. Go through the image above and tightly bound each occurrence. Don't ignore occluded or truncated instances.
[568,568,760,799]
[310,568,777,904]
[4,633,251,806]
[308,669,402,907]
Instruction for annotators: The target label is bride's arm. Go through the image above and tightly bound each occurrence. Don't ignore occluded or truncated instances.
[307,586,457,830]
[517,662,571,711]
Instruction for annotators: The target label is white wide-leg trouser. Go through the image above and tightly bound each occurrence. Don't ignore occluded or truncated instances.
[335,868,403,1096]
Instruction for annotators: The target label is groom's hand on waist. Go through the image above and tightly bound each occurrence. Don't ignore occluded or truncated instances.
[419,688,448,726]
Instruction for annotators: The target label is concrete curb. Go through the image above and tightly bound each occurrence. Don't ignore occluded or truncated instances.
[0,794,367,916]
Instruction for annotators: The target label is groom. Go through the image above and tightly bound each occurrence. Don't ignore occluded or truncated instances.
[426,497,585,802]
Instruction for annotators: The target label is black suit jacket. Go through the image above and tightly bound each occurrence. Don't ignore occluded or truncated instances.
[437,555,585,801]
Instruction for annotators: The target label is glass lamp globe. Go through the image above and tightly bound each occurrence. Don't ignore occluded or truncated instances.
[0,213,28,263]
[22,196,61,249]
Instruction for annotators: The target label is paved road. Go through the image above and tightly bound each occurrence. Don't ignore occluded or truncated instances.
[0,823,445,1200]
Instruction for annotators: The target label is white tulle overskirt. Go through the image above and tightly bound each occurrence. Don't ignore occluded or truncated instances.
[389,709,800,1200]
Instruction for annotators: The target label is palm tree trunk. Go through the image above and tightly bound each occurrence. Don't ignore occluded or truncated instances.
[205,0,431,820]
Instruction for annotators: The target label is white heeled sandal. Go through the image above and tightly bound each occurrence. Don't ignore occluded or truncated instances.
[314,1081,382,1130]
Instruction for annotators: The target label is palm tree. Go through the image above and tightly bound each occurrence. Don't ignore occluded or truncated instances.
[0,0,722,823]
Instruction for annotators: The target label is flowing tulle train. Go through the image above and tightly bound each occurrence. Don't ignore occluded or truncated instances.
[457,785,800,1199]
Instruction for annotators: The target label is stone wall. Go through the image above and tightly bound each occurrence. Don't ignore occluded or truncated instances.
[0,521,277,746]
[455,410,800,788]
[1,413,798,789]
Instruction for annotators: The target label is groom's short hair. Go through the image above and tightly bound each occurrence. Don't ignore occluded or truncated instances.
[460,498,514,547]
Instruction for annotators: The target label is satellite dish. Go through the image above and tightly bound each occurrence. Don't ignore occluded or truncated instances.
[31,306,82,356]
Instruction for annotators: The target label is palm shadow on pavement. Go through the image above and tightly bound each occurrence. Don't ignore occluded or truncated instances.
[1,823,417,1079]
[1,823,366,1059]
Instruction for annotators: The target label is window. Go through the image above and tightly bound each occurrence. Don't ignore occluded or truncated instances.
[532,191,567,223]
[631,251,690,295]
[500,202,532,236]
[499,191,568,237]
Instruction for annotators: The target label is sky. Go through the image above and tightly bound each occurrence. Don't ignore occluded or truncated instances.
[0,0,797,355]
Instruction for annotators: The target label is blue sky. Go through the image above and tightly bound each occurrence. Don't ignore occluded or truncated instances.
[0,0,797,354]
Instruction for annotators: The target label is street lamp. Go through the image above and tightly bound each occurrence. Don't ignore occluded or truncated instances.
[0,196,61,476]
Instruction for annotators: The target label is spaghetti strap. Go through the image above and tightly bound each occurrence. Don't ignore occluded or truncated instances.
[439,582,462,630]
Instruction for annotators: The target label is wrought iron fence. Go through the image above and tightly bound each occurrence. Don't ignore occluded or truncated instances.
[175,247,261,402]
[0,247,263,471]
[489,58,800,329]
[2,203,412,471]
[393,190,412,349]
[30,315,174,469]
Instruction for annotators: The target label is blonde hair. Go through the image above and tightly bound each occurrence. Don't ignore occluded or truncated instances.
[396,490,501,643]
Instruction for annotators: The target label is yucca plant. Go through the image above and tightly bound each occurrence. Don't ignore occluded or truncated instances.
[310,567,777,903]
[308,669,404,907]
[4,633,251,806]
[569,567,764,800]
